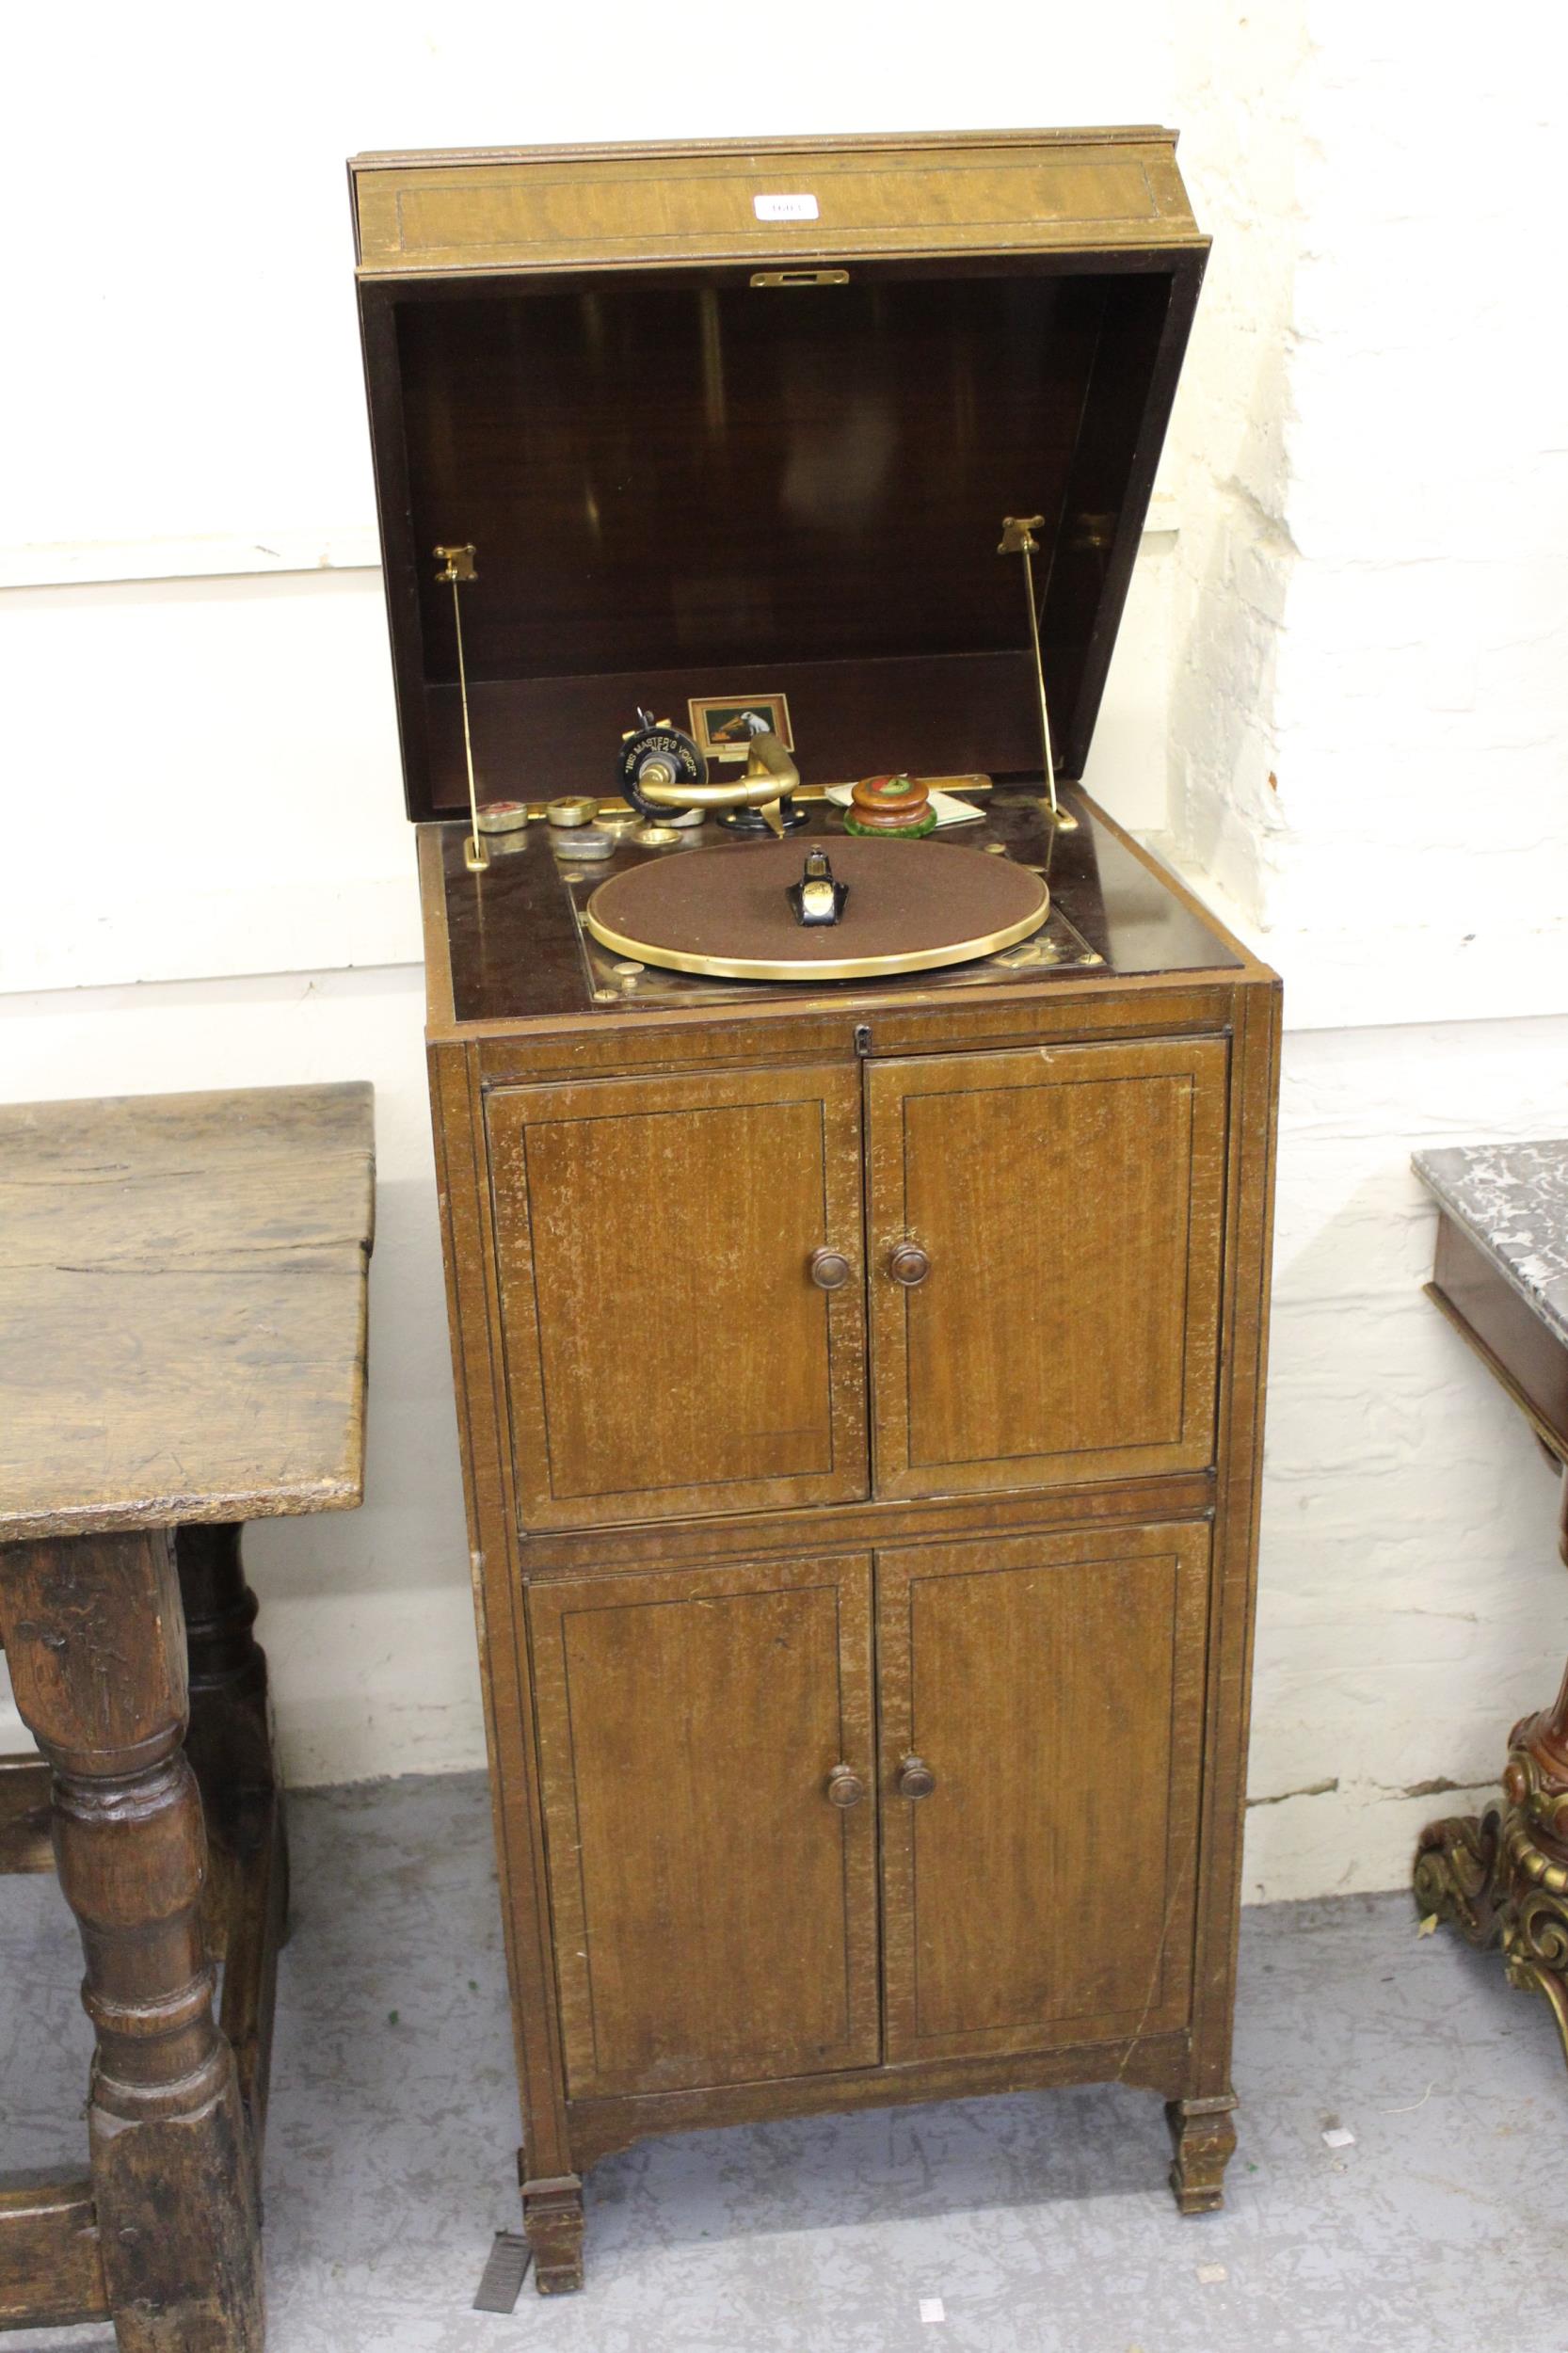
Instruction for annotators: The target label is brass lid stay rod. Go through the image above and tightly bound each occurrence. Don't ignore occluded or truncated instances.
[998,516,1075,831]
[434,543,488,872]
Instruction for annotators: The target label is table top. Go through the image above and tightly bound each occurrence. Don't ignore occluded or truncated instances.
[1414,1141,1568,1353]
[0,1083,375,1545]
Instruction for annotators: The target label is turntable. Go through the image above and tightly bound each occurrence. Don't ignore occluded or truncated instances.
[352,127,1280,2293]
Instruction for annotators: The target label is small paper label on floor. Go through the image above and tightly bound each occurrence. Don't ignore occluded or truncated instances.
[1195,2264,1228,2284]
[920,2297,947,2324]
[1321,2126,1356,2148]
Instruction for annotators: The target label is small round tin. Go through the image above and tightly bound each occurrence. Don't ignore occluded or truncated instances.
[547,794,600,829]
[552,824,617,860]
[476,799,531,835]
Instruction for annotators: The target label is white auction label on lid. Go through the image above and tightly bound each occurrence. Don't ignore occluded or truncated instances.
[754,192,819,221]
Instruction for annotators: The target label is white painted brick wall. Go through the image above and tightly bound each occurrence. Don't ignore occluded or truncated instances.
[1169,6,1568,1023]
[1161,3,1568,1898]
[1245,1016,1568,1899]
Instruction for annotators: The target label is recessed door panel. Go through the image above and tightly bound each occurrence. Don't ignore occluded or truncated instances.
[877,1523,1209,2061]
[866,1035,1227,1497]
[488,1065,867,1528]
[529,1555,880,2098]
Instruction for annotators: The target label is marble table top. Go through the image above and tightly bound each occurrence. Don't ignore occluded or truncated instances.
[1414,1141,1568,1353]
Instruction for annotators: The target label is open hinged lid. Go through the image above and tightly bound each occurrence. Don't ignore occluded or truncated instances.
[349,130,1207,820]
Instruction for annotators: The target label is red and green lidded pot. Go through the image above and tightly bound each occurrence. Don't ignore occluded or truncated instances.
[841,774,937,838]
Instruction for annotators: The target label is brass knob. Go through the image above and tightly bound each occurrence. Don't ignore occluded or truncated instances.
[809,1246,851,1291]
[889,1242,931,1288]
[898,1755,936,1801]
[825,1765,865,1809]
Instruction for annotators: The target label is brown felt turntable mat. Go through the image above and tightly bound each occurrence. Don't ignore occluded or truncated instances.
[585,836,1049,981]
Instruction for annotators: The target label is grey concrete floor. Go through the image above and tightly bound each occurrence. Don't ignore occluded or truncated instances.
[4,1769,1561,2353]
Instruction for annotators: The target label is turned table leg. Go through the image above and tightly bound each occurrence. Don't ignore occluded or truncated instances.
[1416,1465,1568,2062]
[0,1528,264,2353]
[178,1526,280,1956]
[178,1524,287,2137]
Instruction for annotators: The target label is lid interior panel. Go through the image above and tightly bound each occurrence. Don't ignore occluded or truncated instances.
[370,257,1195,815]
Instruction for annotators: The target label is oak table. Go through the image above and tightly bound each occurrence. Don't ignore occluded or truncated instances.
[0,1083,375,2350]
[1412,1141,1568,2063]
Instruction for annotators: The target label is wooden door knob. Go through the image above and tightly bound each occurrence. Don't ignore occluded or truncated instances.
[898,1755,936,1801]
[808,1246,852,1291]
[825,1765,865,1808]
[888,1242,931,1288]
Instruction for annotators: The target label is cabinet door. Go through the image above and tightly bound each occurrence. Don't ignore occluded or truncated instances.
[488,1065,867,1528]
[866,1035,1227,1497]
[877,1524,1209,2062]
[528,1556,880,2099]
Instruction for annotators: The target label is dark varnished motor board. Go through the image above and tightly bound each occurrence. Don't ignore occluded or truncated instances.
[353,130,1279,2294]
[433,788,1240,1025]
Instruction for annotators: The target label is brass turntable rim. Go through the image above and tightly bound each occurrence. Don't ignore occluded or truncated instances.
[584,840,1050,983]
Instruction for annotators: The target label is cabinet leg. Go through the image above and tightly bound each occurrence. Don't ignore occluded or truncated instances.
[1165,2093,1238,2215]
[521,2173,584,2294]
[0,1529,264,2352]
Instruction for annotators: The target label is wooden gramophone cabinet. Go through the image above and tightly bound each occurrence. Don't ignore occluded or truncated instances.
[350,127,1279,2293]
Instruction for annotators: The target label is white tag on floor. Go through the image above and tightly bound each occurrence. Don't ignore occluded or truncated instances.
[920,2297,947,2324]
[1322,2126,1356,2148]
